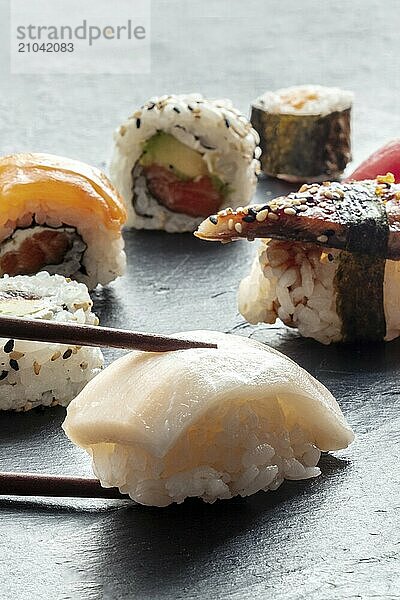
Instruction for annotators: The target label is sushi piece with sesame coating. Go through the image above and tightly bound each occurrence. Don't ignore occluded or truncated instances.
[196,175,400,344]
[0,272,103,411]
[110,94,261,232]
[195,175,400,259]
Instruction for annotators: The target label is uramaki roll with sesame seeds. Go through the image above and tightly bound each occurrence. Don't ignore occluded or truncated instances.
[195,175,400,344]
[0,272,103,411]
[251,85,353,182]
[110,94,261,232]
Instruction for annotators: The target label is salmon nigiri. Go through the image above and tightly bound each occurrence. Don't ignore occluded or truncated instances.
[0,153,127,289]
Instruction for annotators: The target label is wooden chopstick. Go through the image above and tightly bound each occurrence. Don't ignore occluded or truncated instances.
[0,315,217,353]
[0,471,127,499]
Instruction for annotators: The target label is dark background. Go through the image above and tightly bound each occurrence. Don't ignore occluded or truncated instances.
[0,1,400,598]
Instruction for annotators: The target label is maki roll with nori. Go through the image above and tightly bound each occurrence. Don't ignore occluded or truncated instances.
[0,153,126,289]
[0,272,103,411]
[110,94,261,232]
[195,173,400,344]
[251,85,352,182]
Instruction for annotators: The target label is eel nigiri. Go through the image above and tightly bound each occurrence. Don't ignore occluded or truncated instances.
[63,331,354,507]
[0,153,127,289]
[195,175,400,344]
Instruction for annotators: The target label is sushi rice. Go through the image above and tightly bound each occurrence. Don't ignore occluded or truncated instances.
[63,331,354,507]
[239,239,400,344]
[256,85,353,116]
[89,400,322,507]
[0,272,103,411]
[110,94,261,232]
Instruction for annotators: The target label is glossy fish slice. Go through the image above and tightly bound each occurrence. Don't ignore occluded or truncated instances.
[0,153,127,230]
[345,141,400,183]
[195,175,400,259]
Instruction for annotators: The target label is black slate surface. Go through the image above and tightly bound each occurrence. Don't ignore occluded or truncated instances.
[1,177,400,600]
[1,0,400,598]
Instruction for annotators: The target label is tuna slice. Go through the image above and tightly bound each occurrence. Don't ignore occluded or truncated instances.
[345,141,400,183]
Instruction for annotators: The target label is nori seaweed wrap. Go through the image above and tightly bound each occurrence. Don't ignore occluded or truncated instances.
[251,85,353,182]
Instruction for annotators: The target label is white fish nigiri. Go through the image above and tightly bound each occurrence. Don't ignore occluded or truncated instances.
[62,331,354,507]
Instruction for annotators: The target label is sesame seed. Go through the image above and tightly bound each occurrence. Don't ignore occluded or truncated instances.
[0,370,7,380]
[63,349,73,360]
[209,215,218,225]
[3,339,14,353]
[10,359,19,371]
[299,184,309,193]
[234,222,243,234]
[10,351,24,360]
[323,191,334,199]
[228,219,234,230]
[136,118,141,129]
[33,361,41,375]
[377,172,395,184]
[256,209,269,222]
[284,207,297,216]
[298,205,308,211]
[225,118,230,128]
[173,106,181,113]
[243,214,256,223]
[317,235,329,243]
[51,351,61,361]
[267,212,279,221]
